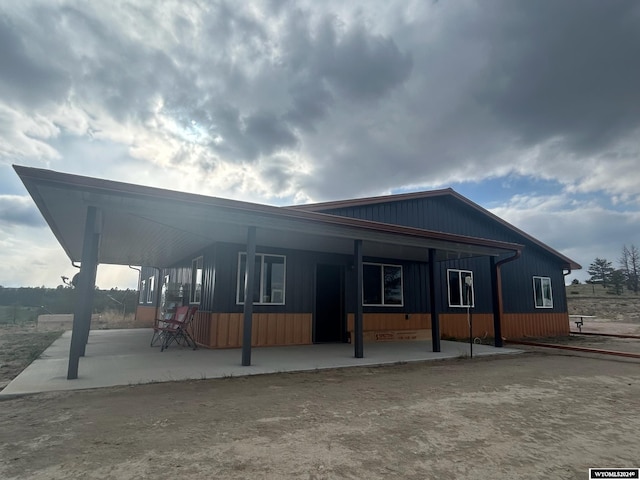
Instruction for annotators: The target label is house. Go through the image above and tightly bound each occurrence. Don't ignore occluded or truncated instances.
[14,165,580,379]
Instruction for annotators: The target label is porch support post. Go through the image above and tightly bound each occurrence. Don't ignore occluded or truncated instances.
[354,239,364,358]
[490,256,504,348]
[242,226,257,366]
[67,206,101,380]
[428,248,441,352]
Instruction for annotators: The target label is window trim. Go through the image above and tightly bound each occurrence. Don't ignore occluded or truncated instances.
[447,269,475,308]
[362,262,404,307]
[146,276,155,304]
[190,256,203,305]
[533,276,553,309]
[236,252,287,305]
[139,279,146,304]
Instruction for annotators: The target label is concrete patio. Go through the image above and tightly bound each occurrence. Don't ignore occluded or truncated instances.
[1,328,521,396]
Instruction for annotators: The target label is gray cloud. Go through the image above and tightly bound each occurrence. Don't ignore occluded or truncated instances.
[0,195,44,227]
[2,0,640,287]
[475,0,640,154]
[0,14,71,109]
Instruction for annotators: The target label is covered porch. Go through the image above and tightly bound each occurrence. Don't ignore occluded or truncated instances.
[14,165,523,382]
[0,328,521,396]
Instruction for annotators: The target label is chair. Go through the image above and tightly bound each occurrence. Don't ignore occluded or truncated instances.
[150,309,178,347]
[158,306,198,352]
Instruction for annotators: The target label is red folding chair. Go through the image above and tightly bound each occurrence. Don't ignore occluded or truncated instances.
[150,309,178,347]
[158,306,198,352]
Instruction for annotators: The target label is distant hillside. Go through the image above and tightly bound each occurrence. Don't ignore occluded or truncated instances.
[566,283,640,322]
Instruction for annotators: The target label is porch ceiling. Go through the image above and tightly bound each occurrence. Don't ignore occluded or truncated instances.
[15,166,523,267]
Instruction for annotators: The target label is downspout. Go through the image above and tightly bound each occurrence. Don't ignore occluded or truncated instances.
[129,265,143,321]
[491,249,522,347]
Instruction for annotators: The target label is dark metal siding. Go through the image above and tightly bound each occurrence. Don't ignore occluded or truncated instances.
[212,242,349,314]
[437,256,493,313]
[321,196,569,315]
[159,241,430,316]
[138,266,160,306]
[343,258,429,314]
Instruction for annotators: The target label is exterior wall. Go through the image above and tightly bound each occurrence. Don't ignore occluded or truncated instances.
[501,312,570,338]
[192,312,312,348]
[320,195,570,316]
[138,193,573,345]
[439,312,570,339]
[346,313,431,331]
[137,266,161,308]
[135,305,157,326]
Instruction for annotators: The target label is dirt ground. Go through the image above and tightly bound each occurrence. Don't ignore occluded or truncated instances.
[0,324,63,390]
[1,348,639,480]
[1,295,639,479]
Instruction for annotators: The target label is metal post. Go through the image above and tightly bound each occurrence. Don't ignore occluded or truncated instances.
[242,226,256,366]
[428,248,441,352]
[465,277,473,358]
[490,256,503,348]
[68,206,101,379]
[354,239,364,358]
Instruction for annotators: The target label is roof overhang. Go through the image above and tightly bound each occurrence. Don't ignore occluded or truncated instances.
[14,166,523,267]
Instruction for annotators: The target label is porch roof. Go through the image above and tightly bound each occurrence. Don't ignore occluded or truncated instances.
[14,165,523,267]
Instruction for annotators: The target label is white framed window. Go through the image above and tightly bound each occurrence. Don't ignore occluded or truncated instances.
[237,253,286,305]
[363,263,403,306]
[448,269,474,308]
[191,256,203,304]
[533,276,553,308]
[139,279,146,304]
[146,276,155,304]
[160,274,170,311]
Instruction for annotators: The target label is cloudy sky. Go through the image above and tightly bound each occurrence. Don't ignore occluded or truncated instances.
[1,0,639,289]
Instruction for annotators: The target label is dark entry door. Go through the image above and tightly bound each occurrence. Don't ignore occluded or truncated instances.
[314,264,344,343]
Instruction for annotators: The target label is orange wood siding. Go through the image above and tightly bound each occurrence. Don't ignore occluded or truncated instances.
[439,312,570,339]
[192,312,312,348]
[347,313,431,332]
[135,306,157,326]
[501,312,570,339]
[440,313,494,339]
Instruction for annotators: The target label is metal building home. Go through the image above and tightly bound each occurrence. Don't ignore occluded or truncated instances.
[15,165,580,378]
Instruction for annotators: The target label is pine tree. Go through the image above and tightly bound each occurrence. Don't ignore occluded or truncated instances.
[587,258,614,288]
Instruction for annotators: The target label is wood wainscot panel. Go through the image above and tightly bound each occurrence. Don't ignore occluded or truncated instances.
[439,313,495,340]
[191,310,211,347]
[205,313,313,348]
[135,306,157,327]
[347,313,431,343]
[502,313,570,339]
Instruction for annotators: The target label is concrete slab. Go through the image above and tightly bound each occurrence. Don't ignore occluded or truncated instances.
[0,328,522,396]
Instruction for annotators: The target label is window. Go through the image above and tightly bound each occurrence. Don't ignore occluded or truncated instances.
[363,263,403,306]
[533,276,553,308]
[146,276,155,304]
[191,256,203,304]
[139,279,146,304]
[448,269,474,308]
[160,274,170,311]
[237,253,286,305]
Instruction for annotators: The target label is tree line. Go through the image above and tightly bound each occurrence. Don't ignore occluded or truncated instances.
[584,245,639,295]
[0,285,139,316]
